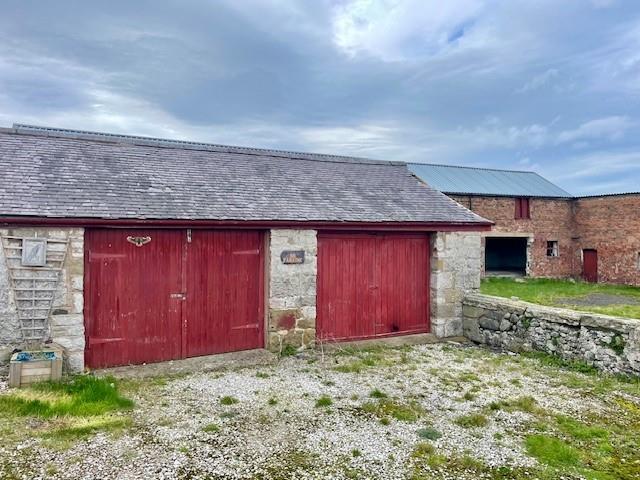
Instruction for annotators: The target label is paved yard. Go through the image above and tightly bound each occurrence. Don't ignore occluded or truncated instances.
[1,343,639,479]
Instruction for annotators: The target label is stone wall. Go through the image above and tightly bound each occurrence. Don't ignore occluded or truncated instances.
[573,194,640,286]
[430,232,482,337]
[463,293,640,375]
[0,227,85,373]
[449,195,575,278]
[267,229,317,353]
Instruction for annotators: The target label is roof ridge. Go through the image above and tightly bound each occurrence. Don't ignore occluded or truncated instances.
[408,161,537,175]
[7,124,404,167]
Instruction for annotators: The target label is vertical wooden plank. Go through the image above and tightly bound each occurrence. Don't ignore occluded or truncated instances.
[317,232,430,342]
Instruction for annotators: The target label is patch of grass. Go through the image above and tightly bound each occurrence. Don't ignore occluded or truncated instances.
[360,398,424,423]
[202,423,220,433]
[369,389,387,399]
[455,413,489,428]
[489,396,540,414]
[268,397,278,406]
[416,426,442,440]
[555,416,609,441]
[524,434,581,468]
[411,442,435,458]
[481,277,640,319]
[255,372,270,378]
[315,395,333,408]
[220,396,239,406]
[462,391,476,401]
[351,449,361,457]
[522,351,598,375]
[42,416,131,441]
[0,376,133,418]
[280,344,298,357]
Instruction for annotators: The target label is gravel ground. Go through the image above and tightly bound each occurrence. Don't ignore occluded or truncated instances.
[0,343,629,479]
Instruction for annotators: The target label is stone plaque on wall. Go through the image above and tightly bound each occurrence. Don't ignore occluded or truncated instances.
[21,238,47,267]
[280,250,305,264]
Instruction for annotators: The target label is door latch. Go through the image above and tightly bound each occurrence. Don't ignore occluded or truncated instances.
[170,293,186,300]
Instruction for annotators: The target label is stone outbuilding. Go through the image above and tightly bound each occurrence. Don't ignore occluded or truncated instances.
[0,125,490,372]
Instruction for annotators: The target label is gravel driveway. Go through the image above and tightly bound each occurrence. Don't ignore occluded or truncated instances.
[1,343,638,479]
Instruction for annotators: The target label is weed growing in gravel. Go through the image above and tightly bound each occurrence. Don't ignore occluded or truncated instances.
[369,389,387,399]
[416,426,442,440]
[522,351,598,375]
[220,396,239,405]
[489,396,540,414]
[359,398,424,422]
[462,391,476,401]
[268,397,278,406]
[411,442,435,458]
[280,344,298,356]
[351,449,361,457]
[315,395,333,408]
[202,423,220,433]
[455,413,489,428]
[255,372,270,378]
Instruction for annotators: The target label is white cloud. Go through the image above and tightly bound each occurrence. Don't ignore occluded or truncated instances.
[516,68,559,93]
[556,116,634,144]
[331,0,484,61]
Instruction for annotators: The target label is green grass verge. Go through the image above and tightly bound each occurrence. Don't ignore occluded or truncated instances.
[0,375,133,418]
[0,375,134,446]
[480,277,640,319]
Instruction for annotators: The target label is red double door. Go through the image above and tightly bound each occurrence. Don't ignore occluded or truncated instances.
[84,229,264,368]
[317,232,430,341]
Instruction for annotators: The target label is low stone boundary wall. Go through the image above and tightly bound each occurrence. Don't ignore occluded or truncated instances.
[463,293,640,375]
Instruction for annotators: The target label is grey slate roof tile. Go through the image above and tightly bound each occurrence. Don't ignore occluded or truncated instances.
[0,126,490,225]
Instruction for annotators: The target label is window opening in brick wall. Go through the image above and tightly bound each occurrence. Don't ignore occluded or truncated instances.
[546,240,559,257]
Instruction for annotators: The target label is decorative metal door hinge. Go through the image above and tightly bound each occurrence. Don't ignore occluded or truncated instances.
[126,236,151,247]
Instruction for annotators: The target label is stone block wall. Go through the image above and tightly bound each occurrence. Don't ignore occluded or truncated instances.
[0,227,85,373]
[267,229,317,353]
[430,232,482,337]
[463,293,640,375]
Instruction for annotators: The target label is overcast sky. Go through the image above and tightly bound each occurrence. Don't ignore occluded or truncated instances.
[1,1,639,195]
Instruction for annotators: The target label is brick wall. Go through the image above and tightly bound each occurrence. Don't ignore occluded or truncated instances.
[574,195,640,286]
[449,195,575,278]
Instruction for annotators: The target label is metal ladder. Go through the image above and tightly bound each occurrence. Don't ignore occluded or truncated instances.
[1,236,68,343]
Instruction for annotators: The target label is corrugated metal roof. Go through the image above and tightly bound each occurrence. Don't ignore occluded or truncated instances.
[408,163,572,198]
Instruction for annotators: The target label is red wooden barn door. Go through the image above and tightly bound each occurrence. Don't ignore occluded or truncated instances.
[317,232,430,342]
[583,249,598,283]
[84,229,184,369]
[185,230,264,357]
[85,229,264,368]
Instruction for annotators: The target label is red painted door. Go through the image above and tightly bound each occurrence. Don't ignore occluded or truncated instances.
[85,229,264,368]
[583,249,598,283]
[84,229,184,368]
[317,233,430,342]
[185,230,264,357]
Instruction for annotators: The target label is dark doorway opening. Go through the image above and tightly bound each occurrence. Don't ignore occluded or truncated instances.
[485,237,527,275]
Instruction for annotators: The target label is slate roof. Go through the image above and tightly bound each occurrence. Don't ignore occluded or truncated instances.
[0,125,490,225]
[409,163,572,198]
